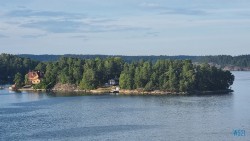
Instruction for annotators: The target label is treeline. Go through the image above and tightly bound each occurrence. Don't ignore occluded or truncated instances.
[0,54,38,84]
[33,57,123,90]
[17,54,197,62]
[18,54,250,67]
[194,55,250,67]
[119,60,234,92]
[0,53,234,92]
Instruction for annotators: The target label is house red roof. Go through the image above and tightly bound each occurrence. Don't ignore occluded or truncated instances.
[28,71,39,81]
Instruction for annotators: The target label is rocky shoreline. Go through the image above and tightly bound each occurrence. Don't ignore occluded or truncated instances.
[16,83,233,95]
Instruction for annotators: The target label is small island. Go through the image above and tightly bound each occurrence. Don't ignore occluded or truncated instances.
[1,54,234,95]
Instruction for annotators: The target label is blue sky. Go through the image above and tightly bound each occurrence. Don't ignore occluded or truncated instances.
[0,0,250,55]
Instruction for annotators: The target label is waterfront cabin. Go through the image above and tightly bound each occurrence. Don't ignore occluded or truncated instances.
[108,79,119,86]
[28,71,44,85]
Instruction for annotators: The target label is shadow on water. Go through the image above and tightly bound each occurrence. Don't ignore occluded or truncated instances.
[46,91,110,97]
[18,88,234,98]
[188,92,234,97]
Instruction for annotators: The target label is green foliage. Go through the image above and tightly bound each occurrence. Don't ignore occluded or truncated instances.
[17,54,250,68]
[0,54,39,84]
[24,74,29,85]
[194,55,250,67]
[194,64,235,91]
[117,60,234,92]
[1,54,235,92]
[144,81,154,91]
[80,68,98,90]
[119,63,134,90]
[35,62,46,72]
[14,73,23,88]
[33,80,48,89]
[179,60,195,92]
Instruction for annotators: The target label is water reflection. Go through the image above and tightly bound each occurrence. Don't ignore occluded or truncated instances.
[47,91,111,97]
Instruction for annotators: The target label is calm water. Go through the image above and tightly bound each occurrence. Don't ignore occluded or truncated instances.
[0,72,249,141]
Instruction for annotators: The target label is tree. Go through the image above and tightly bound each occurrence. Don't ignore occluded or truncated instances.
[80,68,98,90]
[0,54,235,93]
[42,62,58,89]
[14,73,23,88]
[134,67,143,88]
[144,81,154,91]
[0,54,38,84]
[167,66,178,92]
[119,63,134,89]
[24,74,29,85]
[179,60,195,92]
[35,62,46,72]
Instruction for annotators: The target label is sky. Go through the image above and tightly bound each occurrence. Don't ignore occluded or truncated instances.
[0,0,250,56]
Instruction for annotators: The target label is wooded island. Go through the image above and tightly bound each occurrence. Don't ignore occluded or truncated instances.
[0,54,234,94]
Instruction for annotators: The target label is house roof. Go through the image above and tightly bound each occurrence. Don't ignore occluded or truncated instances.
[28,71,39,80]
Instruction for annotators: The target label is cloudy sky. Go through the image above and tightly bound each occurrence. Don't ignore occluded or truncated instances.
[0,0,250,55]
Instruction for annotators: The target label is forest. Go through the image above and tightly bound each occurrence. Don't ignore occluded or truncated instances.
[0,54,39,84]
[18,54,250,67]
[0,53,234,93]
